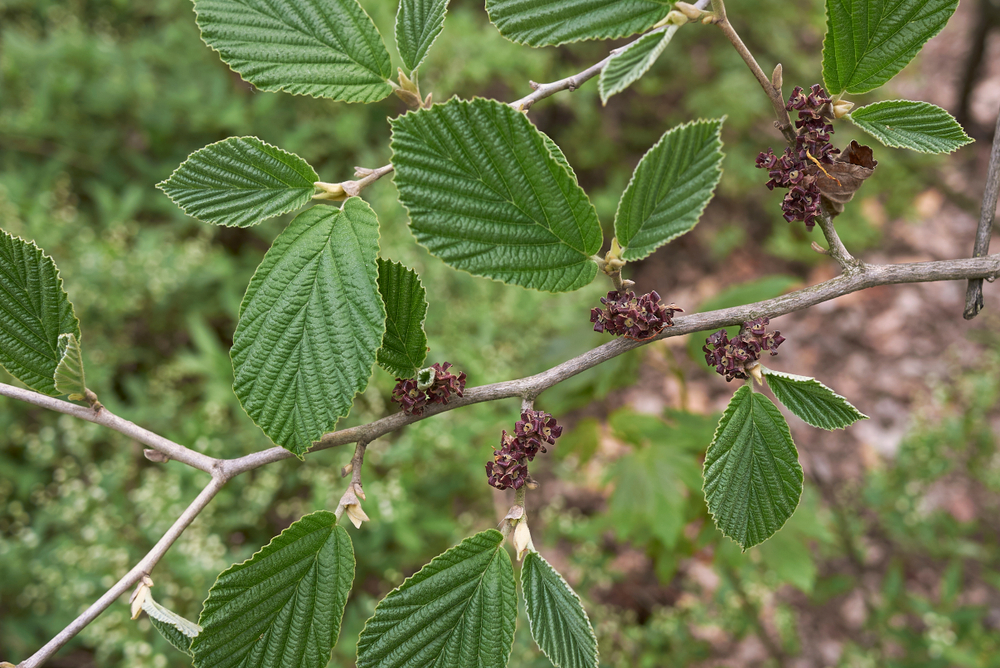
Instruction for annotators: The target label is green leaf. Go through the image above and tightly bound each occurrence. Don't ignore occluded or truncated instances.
[231,198,385,456]
[54,333,87,401]
[193,0,393,102]
[847,99,973,154]
[703,385,803,550]
[356,529,516,668]
[0,229,80,396]
[615,118,725,261]
[486,0,672,47]
[395,0,450,72]
[521,550,599,668]
[157,137,319,227]
[598,27,676,104]
[191,511,354,668]
[822,0,959,95]
[143,597,201,656]
[376,259,428,378]
[390,98,603,292]
[762,368,868,430]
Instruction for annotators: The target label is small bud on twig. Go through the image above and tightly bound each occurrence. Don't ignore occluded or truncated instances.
[144,449,171,463]
[832,99,854,119]
[341,462,353,478]
[674,2,705,20]
[771,63,783,91]
[513,520,533,561]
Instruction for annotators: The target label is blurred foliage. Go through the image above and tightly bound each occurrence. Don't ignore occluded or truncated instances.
[0,0,993,666]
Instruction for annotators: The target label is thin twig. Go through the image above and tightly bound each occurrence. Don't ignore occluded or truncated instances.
[18,476,226,668]
[0,384,219,474]
[816,209,862,273]
[711,0,796,143]
[964,102,1000,319]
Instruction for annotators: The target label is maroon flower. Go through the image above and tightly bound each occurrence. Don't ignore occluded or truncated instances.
[755,84,838,230]
[390,378,428,415]
[486,410,563,490]
[703,317,785,382]
[426,362,467,405]
[391,362,467,415]
[590,290,682,340]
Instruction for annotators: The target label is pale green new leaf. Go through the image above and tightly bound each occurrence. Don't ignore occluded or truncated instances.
[191,511,354,668]
[615,118,724,261]
[143,596,201,656]
[157,137,319,227]
[703,385,803,549]
[0,230,80,396]
[848,100,973,154]
[230,198,385,456]
[763,368,867,431]
[54,333,86,400]
[376,259,428,378]
[390,98,603,292]
[599,27,676,103]
[395,0,450,72]
[193,0,393,102]
[521,550,599,668]
[486,0,672,47]
[822,0,959,95]
[356,529,516,668]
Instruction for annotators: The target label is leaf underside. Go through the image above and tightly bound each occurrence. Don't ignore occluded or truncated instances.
[376,259,429,378]
[144,597,200,656]
[396,0,450,72]
[848,99,973,154]
[615,118,725,261]
[356,529,516,668]
[0,229,80,396]
[703,385,803,549]
[521,550,599,668]
[390,97,603,292]
[822,0,959,95]
[598,28,675,103]
[157,137,319,227]
[192,511,355,668]
[486,0,672,47]
[763,368,868,430]
[230,198,385,456]
[54,333,87,400]
[193,0,393,101]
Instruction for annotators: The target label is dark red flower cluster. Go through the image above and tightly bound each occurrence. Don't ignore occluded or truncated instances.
[391,362,467,416]
[755,84,838,229]
[703,317,786,382]
[486,410,563,490]
[590,290,682,340]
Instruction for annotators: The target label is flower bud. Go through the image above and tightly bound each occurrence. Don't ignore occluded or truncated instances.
[674,2,704,19]
[833,99,854,119]
[513,520,533,561]
[313,181,349,201]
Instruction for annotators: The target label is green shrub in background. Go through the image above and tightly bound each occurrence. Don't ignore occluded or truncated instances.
[1,0,996,666]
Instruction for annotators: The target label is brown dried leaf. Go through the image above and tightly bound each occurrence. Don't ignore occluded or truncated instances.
[816,141,878,210]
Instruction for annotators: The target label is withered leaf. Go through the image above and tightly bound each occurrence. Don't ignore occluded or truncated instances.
[816,140,877,212]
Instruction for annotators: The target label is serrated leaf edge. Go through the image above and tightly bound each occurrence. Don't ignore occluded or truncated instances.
[484,0,672,47]
[376,258,429,378]
[846,99,974,154]
[521,550,600,668]
[615,117,726,261]
[191,0,393,101]
[761,367,869,430]
[355,529,510,666]
[702,385,802,550]
[395,0,450,73]
[0,229,81,397]
[388,97,601,293]
[155,136,319,227]
[598,27,677,104]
